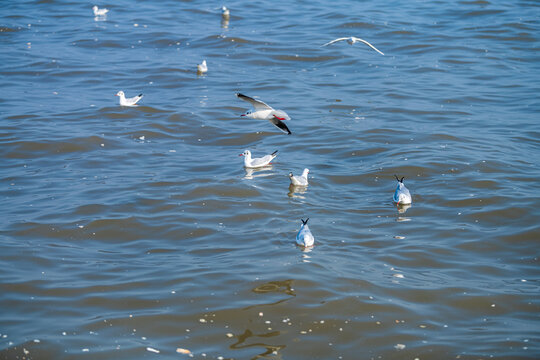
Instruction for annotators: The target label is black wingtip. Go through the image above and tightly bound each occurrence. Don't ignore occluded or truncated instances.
[301,218,309,225]
[138,93,143,97]
[271,150,278,156]
[394,174,402,182]
[274,120,292,135]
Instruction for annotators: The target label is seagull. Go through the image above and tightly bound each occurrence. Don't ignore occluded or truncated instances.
[236,93,292,135]
[239,150,278,168]
[322,36,384,55]
[393,175,412,205]
[116,91,143,107]
[221,6,230,19]
[296,218,314,247]
[197,60,207,74]
[289,168,309,186]
[92,5,109,16]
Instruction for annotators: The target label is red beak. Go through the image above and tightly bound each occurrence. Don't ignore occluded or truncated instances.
[239,154,244,156]
[240,114,246,117]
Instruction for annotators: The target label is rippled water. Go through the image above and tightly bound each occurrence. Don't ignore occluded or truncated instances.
[1,0,539,359]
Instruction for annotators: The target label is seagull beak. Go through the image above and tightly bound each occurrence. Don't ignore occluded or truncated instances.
[115,94,119,96]
[239,154,244,156]
[240,114,246,117]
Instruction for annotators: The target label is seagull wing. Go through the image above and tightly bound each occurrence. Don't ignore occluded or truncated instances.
[321,37,349,47]
[351,37,385,55]
[250,154,273,167]
[269,117,292,135]
[129,94,143,104]
[236,93,272,110]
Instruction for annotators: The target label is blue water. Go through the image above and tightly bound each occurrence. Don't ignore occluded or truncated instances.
[1,0,539,359]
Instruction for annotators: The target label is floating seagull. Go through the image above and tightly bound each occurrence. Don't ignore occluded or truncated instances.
[197,60,207,74]
[239,150,278,168]
[221,6,230,19]
[116,91,143,107]
[296,218,314,247]
[322,36,384,55]
[393,175,412,205]
[289,168,309,186]
[92,5,109,16]
[236,93,292,135]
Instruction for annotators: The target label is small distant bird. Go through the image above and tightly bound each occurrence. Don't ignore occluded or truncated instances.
[116,91,143,107]
[289,168,309,186]
[92,5,109,16]
[322,36,384,55]
[221,6,230,19]
[393,175,412,205]
[239,150,278,168]
[197,60,208,74]
[296,218,314,247]
[236,93,292,135]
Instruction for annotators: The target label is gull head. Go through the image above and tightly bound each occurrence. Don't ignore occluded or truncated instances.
[115,91,124,97]
[93,6,98,11]
[241,110,252,117]
[239,150,251,157]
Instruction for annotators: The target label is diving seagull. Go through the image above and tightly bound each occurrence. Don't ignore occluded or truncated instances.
[236,93,292,135]
[393,175,412,205]
[296,218,314,247]
[289,168,309,186]
[116,91,143,107]
[92,6,109,16]
[322,36,384,55]
[239,150,278,168]
[197,60,207,74]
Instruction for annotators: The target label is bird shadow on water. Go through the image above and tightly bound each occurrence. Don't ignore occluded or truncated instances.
[243,166,274,180]
[229,329,285,360]
[287,184,308,199]
[396,203,412,215]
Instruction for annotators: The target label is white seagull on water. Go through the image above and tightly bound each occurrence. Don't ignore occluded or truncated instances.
[289,168,309,186]
[296,218,314,247]
[393,175,412,205]
[322,36,384,55]
[92,6,109,16]
[239,150,278,168]
[197,60,207,74]
[222,6,230,19]
[116,91,143,107]
[236,93,292,135]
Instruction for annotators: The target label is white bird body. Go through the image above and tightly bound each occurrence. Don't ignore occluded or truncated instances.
[197,60,207,73]
[289,168,309,186]
[239,150,278,168]
[322,36,384,55]
[393,175,412,205]
[296,218,314,247]
[222,6,230,18]
[236,93,292,135]
[116,91,143,107]
[92,6,109,16]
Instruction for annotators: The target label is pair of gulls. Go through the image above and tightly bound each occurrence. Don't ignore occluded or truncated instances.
[239,150,309,187]
[113,91,293,135]
[295,175,411,248]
